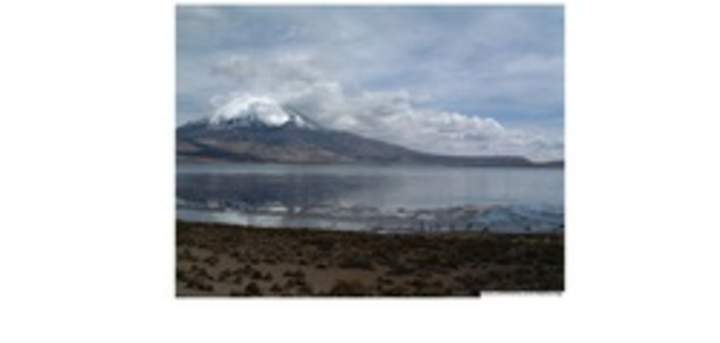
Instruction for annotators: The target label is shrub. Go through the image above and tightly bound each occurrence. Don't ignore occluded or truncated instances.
[376,276,394,285]
[244,282,262,295]
[338,255,375,270]
[304,239,335,252]
[297,284,314,295]
[406,278,428,290]
[203,255,219,266]
[177,249,197,262]
[185,279,214,292]
[384,285,410,296]
[262,258,277,265]
[176,269,187,282]
[283,270,305,279]
[386,264,414,276]
[329,279,368,296]
[218,269,232,282]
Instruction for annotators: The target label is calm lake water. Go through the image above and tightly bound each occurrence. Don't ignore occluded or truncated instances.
[176,163,564,233]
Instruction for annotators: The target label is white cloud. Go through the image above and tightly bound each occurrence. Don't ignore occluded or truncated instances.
[211,95,291,126]
[177,8,565,159]
[208,54,563,161]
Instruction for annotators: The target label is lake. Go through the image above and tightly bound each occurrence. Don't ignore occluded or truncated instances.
[176,163,564,233]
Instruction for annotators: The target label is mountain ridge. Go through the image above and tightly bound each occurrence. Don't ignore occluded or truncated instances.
[176,110,563,167]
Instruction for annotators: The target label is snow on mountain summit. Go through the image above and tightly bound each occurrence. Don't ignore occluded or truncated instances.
[211,95,287,126]
[209,95,316,129]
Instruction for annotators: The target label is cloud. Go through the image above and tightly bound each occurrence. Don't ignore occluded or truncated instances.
[211,95,292,126]
[176,6,564,160]
[208,54,563,161]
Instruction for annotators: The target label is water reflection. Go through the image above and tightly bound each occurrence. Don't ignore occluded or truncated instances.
[176,163,564,233]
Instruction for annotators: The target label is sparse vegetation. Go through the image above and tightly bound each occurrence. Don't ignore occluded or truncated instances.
[176,221,563,296]
[337,255,375,270]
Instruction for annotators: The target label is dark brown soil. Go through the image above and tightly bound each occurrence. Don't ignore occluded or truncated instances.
[176,221,563,297]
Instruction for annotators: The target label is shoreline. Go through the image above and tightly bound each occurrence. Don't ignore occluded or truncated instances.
[176,221,564,296]
[175,203,565,234]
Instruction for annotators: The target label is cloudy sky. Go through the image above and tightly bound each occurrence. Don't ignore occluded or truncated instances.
[177,6,564,161]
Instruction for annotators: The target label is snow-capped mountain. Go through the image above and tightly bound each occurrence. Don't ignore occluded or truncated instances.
[189,96,322,131]
[176,97,549,166]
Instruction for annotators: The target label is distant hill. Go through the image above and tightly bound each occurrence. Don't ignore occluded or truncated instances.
[176,106,562,167]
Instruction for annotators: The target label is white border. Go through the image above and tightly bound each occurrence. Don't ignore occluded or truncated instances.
[1,1,719,342]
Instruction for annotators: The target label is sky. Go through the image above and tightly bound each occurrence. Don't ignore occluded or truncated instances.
[177,6,564,161]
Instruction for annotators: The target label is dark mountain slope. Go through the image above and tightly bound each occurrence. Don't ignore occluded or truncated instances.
[176,112,557,167]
